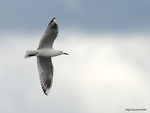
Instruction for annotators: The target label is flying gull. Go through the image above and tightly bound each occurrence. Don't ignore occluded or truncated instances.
[25,18,68,95]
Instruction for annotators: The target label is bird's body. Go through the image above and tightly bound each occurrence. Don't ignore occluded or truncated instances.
[25,18,68,95]
[38,49,63,57]
[25,49,63,58]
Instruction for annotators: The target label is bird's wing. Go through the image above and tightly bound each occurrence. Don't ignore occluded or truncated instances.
[37,18,58,49]
[37,57,53,95]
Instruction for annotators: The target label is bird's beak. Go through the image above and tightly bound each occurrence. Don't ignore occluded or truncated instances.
[63,53,68,55]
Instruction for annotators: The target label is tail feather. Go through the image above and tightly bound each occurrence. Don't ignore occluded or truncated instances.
[25,50,38,58]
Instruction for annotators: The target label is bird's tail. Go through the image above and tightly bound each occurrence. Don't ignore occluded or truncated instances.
[25,50,38,58]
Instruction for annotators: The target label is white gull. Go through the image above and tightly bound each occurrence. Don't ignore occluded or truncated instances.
[25,18,68,95]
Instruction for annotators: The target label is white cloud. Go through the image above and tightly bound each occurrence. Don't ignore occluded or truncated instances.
[0,31,149,113]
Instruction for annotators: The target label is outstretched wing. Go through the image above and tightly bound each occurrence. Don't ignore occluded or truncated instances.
[37,18,58,49]
[37,57,53,95]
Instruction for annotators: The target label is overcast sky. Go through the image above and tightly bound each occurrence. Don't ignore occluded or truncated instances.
[0,0,150,113]
[1,0,150,32]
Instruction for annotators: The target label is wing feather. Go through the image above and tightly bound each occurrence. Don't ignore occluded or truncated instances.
[38,18,58,49]
[37,57,53,95]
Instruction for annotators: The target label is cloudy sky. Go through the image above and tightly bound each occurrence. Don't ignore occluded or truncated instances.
[0,0,150,113]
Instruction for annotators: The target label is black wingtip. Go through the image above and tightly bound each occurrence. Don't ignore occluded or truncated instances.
[42,87,48,96]
[50,17,56,24]
[49,17,58,29]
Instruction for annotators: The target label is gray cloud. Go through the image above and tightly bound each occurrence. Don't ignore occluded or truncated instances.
[0,0,150,32]
[0,30,149,113]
